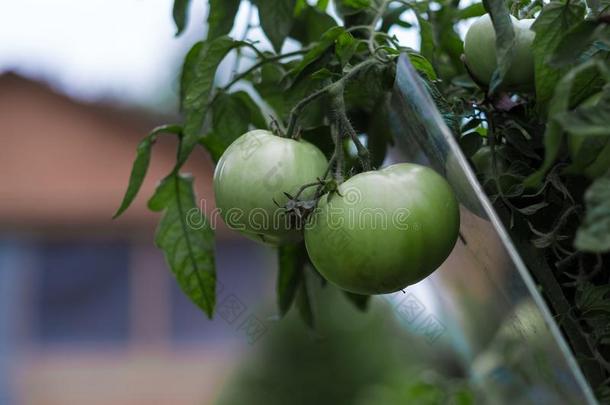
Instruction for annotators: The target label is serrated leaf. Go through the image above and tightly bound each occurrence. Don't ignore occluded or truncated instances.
[549,21,607,68]
[207,0,241,39]
[114,124,182,219]
[172,0,191,36]
[252,0,297,53]
[525,60,609,187]
[343,291,371,311]
[150,174,216,317]
[482,0,516,93]
[531,1,585,115]
[575,171,610,252]
[277,243,305,316]
[180,37,241,165]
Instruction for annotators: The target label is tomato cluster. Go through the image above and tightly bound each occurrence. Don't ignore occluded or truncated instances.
[214,130,460,295]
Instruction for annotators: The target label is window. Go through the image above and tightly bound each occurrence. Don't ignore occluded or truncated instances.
[35,241,130,345]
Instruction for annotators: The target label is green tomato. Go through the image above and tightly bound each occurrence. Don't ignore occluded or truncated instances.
[214,130,328,245]
[567,93,610,179]
[304,163,460,295]
[464,14,535,88]
[470,146,520,193]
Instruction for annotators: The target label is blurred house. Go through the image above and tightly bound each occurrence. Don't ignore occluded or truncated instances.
[0,73,274,405]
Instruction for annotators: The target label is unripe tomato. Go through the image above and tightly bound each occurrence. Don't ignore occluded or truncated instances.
[214,130,328,245]
[464,14,535,88]
[304,163,460,295]
[567,93,610,179]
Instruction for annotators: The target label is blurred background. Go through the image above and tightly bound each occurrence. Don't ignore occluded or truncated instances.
[0,1,585,404]
[0,1,472,404]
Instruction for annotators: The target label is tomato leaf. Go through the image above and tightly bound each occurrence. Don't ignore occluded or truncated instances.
[207,0,241,39]
[289,26,344,79]
[202,91,266,162]
[180,37,241,165]
[575,171,610,252]
[172,0,191,36]
[531,1,585,115]
[114,124,183,219]
[149,174,216,317]
[525,60,609,186]
[289,4,337,45]
[277,243,306,316]
[458,3,486,20]
[295,268,315,328]
[252,0,297,53]
[335,31,358,66]
[549,21,608,68]
[416,14,435,64]
[556,91,610,136]
[482,0,515,93]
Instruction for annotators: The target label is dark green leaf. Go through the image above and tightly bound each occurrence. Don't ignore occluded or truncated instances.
[531,1,586,114]
[381,5,410,32]
[482,0,516,93]
[343,291,371,311]
[277,243,305,316]
[458,3,486,19]
[172,0,191,36]
[203,91,266,162]
[289,5,337,45]
[525,60,609,186]
[417,15,435,63]
[114,124,182,219]
[316,0,330,11]
[575,171,610,252]
[295,268,315,328]
[557,94,610,136]
[408,52,437,81]
[207,0,241,39]
[180,37,241,165]
[252,0,297,53]
[335,31,358,66]
[459,131,484,157]
[151,174,216,317]
[289,26,345,79]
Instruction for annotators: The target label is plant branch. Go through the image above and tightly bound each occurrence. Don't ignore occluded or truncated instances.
[221,48,311,91]
[285,58,379,139]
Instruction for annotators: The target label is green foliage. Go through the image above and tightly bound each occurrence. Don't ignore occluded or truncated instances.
[116,0,610,398]
[114,124,182,218]
[531,1,585,114]
[576,171,610,252]
[149,174,216,317]
[207,0,241,38]
[252,0,297,52]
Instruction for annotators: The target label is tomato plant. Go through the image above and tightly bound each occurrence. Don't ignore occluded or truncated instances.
[113,0,610,399]
[304,163,459,295]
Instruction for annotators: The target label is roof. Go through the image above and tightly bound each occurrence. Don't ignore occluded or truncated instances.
[0,73,221,238]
